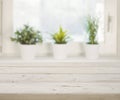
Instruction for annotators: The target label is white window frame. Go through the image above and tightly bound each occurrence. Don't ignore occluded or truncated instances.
[0,0,2,52]
[1,0,118,57]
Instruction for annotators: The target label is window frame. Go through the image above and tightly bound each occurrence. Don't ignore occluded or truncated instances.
[1,0,118,57]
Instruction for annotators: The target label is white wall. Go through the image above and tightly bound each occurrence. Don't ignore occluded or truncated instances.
[0,0,2,52]
[117,0,120,56]
[99,0,117,56]
[2,0,18,56]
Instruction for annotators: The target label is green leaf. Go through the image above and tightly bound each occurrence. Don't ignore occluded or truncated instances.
[86,16,99,44]
[10,24,43,44]
[52,26,70,44]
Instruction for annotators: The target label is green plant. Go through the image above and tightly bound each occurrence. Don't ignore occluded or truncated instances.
[86,16,99,44]
[52,27,70,44]
[11,25,42,45]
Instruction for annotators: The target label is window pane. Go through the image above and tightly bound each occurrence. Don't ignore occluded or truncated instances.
[13,0,104,42]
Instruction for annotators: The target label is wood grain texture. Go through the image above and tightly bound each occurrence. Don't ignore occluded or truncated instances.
[0,94,120,100]
[0,58,119,94]
[0,66,119,74]
[0,74,120,83]
[0,83,120,94]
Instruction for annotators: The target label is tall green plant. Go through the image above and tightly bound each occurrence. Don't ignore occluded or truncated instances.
[11,25,42,45]
[86,16,99,44]
[52,27,70,44]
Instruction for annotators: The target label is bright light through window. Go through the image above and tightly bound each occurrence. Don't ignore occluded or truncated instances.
[13,0,104,42]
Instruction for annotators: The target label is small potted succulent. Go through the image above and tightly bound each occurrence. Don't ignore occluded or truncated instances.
[52,27,70,59]
[11,25,42,60]
[85,16,99,59]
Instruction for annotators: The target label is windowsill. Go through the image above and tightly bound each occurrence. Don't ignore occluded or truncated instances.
[0,56,119,67]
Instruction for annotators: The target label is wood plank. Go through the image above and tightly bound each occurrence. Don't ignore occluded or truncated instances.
[0,74,120,83]
[0,94,120,100]
[0,67,120,74]
[0,82,120,94]
[0,57,120,67]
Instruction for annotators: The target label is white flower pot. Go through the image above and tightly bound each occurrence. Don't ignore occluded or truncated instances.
[85,44,99,59]
[53,44,67,59]
[20,45,37,60]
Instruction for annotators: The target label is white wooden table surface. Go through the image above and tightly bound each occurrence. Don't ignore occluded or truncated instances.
[0,57,119,94]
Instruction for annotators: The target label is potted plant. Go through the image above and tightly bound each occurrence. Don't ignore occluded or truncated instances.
[52,27,70,59]
[85,16,99,59]
[11,25,42,60]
